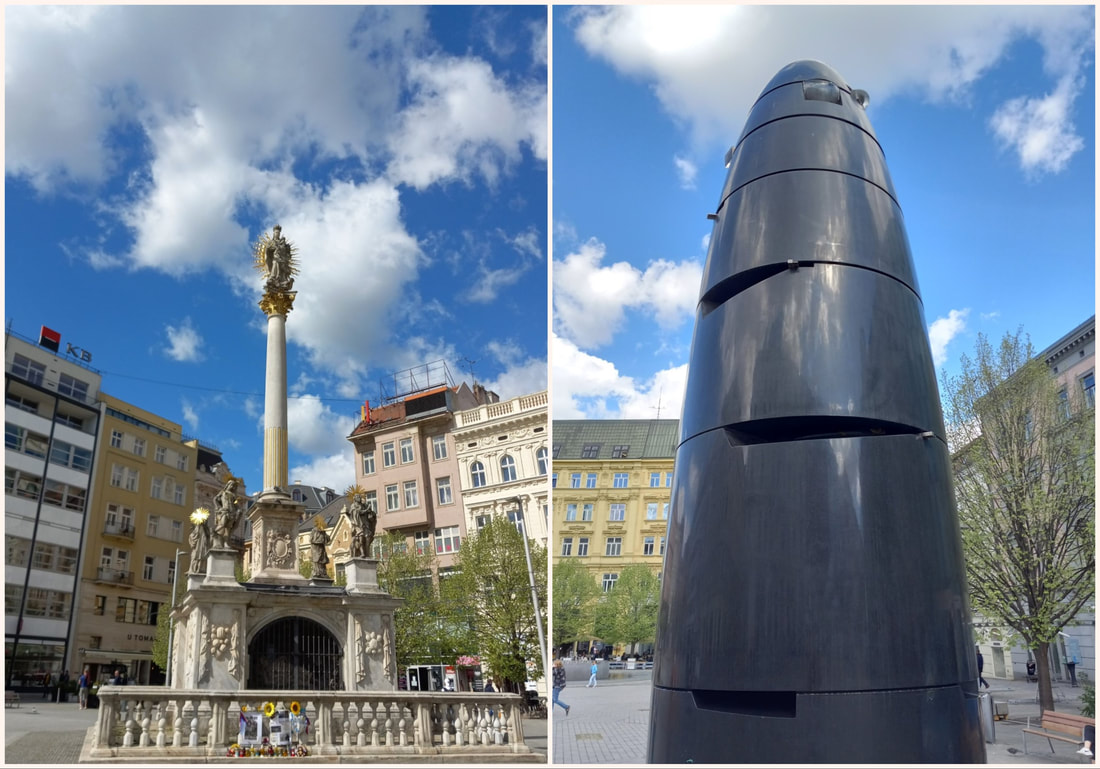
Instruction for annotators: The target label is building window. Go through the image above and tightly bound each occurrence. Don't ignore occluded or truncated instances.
[6,393,39,414]
[110,464,124,487]
[551,473,557,488]
[586,473,597,488]
[602,572,618,592]
[116,597,136,623]
[643,536,655,556]
[49,440,93,472]
[143,556,155,581]
[650,472,661,487]
[44,479,86,512]
[177,454,188,471]
[552,444,561,458]
[612,445,629,458]
[646,503,658,520]
[577,537,589,557]
[94,595,106,616]
[55,411,84,429]
[582,503,593,521]
[382,442,396,468]
[125,468,139,492]
[57,373,89,401]
[436,476,453,505]
[25,587,71,619]
[147,514,160,537]
[400,438,414,464]
[365,490,377,513]
[174,484,186,506]
[171,520,183,542]
[565,504,577,522]
[432,435,447,461]
[660,536,666,556]
[6,468,43,501]
[561,537,573,557]
[6,536,30,568]
[385,484,400,512]
[1082,372,1095,408]
[403,480,419,508]
[155,445,166,463]
[111,430,124,448]
[11,354,46,386]
[582,444,600,459]
[613,472,629,488]
[132,437,146,457]
[605,537,622,556]
[6,425,48,458]
[475,514,491,531]
[413,531,431,555]
[167,558,176,585]
[609,504,626,521]
[662,503,669,519]
[500,455,517,483]
[151,477,164,500]
[666,473,673,487]
[536,447,548,475]
[570,473,581,489]
[434,525,460,554]
[470,461,486,488]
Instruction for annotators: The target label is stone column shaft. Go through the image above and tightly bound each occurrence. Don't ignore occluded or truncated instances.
[264,312,289,492]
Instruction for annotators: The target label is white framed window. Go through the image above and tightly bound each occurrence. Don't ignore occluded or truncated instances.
[1082,371,1096,408]
[586,473,597,488]
[609,504,626,521]
[385,484,400,512]
[605,537,622,556]
[613,472,629,488]
[362,451,375,475]
[476,514,491,531]
[155,445,166,464]
[577,537,589,557]
[147,514,160,537]
[49,440,92,471]
[171,520,183,543]
[659,536,666,556]
[7,468,43,500]
[432,435,448,461]
[111,464,124,487]
[151,477,164,500]
[57,373,89,400]
[565,504,577,521]
[44,479,86,512]
[143,556,155,581]
[125,468,139,492]
[6,425,47,458]
[11,354,46,386]
[177,454,188,471]
[602,572,618,592]
[570,473,581,488]
[500,455,517,483]
[561,537,573,557]
[110,430,123,448]
[650,472,661,487]
[174,484,185,506]
[132,437,146,457]
[551,473,557,488]
[662,502,669,519]
[413,531,431,555]
[471,461,486,488]
[536,447,548,475]
[403,480,419,508]
[643,536,655,556]
[436,476,453,505]
[434,525,460,554]
[167,559,176,585]
[365,490,377,513]
[382,442,396,468]
[582,503,593,521]
[646,503,658,520]
[400,438,414,464]
[666,473,673,487]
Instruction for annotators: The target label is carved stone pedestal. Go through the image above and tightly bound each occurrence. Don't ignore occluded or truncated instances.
[247,495,307,584]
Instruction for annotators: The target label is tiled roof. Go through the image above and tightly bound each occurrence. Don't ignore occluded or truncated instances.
[552,419,679,460]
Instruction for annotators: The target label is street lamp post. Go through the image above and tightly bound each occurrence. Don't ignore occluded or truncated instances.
[511,496,549,694]
[165,548,187,686]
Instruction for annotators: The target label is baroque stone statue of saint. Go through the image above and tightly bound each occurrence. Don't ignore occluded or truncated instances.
[212,478,243,549]
[254,224,298,295]
[348,493,378,559]
[310,518,331,579]
[188,513,211,574]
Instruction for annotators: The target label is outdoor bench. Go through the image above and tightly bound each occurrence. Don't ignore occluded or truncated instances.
[1022,709,1093,756]
[5,691,20,708]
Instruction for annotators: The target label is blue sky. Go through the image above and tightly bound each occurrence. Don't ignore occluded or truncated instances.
[552,5,1095,421]
[5,5,548,493]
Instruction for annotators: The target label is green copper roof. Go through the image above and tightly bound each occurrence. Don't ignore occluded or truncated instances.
[553,419,679,460]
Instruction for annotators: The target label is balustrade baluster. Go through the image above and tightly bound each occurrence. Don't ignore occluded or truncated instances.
[492,707,502,745]
[123,711,136,748]
[157,712,167,748]
[385,702,394,747]
[140,704,151,747]
[370,707,380,747]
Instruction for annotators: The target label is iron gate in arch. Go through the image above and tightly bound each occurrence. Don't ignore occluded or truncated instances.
[247,617,343,690]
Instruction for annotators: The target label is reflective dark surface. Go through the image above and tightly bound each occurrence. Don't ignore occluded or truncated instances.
[703,171,919,298]
[648,60,982,763]
[681,265,944,443]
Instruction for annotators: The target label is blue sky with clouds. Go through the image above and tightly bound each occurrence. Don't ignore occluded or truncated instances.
[552,5,1095,421]
[6,5,548,493]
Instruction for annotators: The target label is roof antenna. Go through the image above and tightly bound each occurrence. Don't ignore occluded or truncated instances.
[652,389,664,420]
[460,356,480,386]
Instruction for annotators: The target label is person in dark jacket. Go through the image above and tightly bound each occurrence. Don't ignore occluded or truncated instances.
[976,649,989,689]
[552,659,570,716]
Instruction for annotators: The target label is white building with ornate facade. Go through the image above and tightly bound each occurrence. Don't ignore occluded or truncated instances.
[452,390,549,546]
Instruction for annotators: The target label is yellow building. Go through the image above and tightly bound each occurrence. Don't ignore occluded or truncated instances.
[551,419,678,635]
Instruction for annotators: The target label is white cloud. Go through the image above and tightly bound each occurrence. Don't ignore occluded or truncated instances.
[482,340,547,399]
[568,5,1092,174]
[989,75,1085,176]
[289,453,356,493]
[552,334,688,420]
[164,317,204,362]
[673,154,697,190]
[929,308,971,366]
[181,400,199,432]
[553,237,701,348]
[286,394,360,458]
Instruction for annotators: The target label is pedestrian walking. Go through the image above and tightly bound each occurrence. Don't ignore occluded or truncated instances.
[587,660,598,688]
[976,649,989,689]
[1066,642,1081,687]
[552,659,570,716]
[57,669,69,702]
[78,667,91,709]
[42,671,52,699]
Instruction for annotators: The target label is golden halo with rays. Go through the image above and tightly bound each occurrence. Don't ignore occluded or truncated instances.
[252,226,300,277]
[345,484,366,500]
[190,507,210,525]
[313,515,327,530]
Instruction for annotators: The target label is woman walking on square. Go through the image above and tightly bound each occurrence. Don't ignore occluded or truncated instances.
[552,659,570,716]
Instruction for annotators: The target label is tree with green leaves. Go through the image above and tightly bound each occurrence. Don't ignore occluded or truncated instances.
[375,532,475,673]
[592,563,660,655]
[552,558,601,654]
[450,517,547,693]
[941,329,1095,713]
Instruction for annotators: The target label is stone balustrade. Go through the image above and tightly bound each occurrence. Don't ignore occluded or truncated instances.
[84,686,537,763]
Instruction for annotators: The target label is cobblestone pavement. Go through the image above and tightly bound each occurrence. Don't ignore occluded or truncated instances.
[551,676,1094,765]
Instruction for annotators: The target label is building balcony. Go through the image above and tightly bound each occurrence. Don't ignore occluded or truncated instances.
[96,567,133,586]
[103,522,135,540]
[457,390,547,427]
